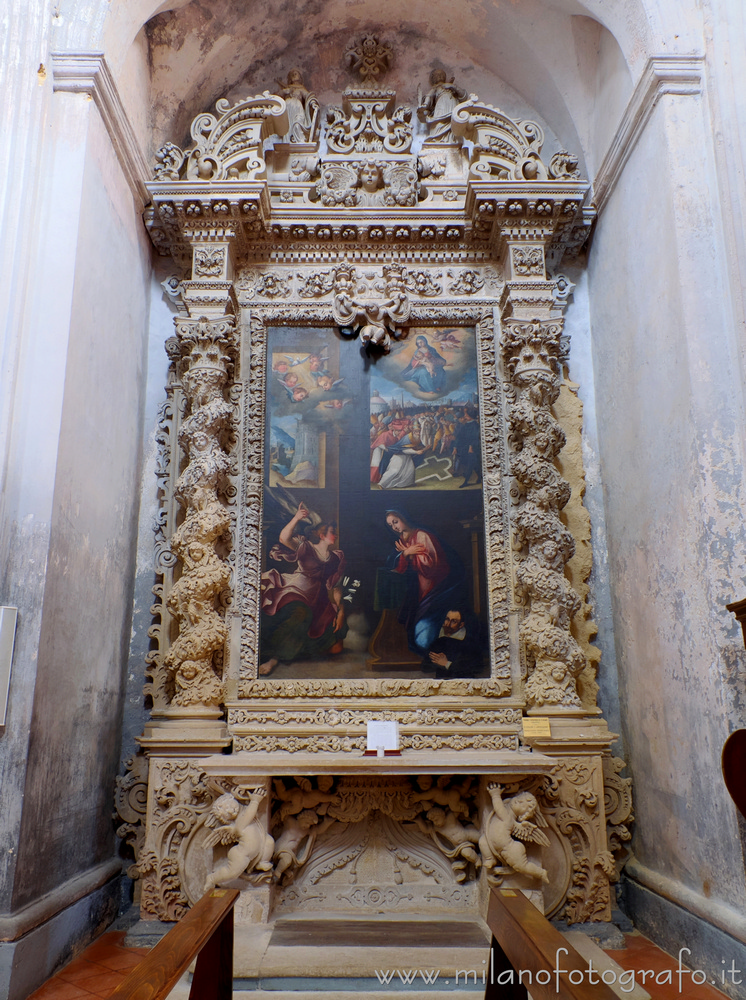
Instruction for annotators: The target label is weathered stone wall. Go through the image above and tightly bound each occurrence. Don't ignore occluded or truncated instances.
[0,48,152,995]
[588,90,746,941]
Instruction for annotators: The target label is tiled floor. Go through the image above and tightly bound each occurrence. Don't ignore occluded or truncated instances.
[27,932,149,999]
[606,932,730,999]
[28,927,732,999]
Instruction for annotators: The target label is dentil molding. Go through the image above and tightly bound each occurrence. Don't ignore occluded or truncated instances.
[51,51,149,207]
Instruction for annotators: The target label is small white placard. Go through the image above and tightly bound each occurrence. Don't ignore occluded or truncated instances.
[367,719,400,752]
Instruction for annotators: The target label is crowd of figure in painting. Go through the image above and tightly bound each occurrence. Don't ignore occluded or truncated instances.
[370,400,482,489]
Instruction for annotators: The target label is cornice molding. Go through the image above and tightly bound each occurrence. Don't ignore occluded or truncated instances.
[593,55,705,215]
[51,51,149,208]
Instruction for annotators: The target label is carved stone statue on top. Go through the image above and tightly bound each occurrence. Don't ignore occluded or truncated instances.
[418,69,468,143]
[203,788,274,890]
[275,69,319,143]
[479,783,550,884]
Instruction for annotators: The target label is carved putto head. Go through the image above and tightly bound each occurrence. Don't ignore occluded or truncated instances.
[359,161,383,194]
[211,793,240,824]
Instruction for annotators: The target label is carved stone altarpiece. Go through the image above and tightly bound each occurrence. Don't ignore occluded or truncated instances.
[125,43,631,958]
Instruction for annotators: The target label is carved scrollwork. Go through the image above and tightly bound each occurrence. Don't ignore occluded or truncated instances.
[452,101,543,179]
[114,754,149,879]
[139,760,211,920]
[603,756,633,879]
[325,90,413,155]
[152,93,287,183]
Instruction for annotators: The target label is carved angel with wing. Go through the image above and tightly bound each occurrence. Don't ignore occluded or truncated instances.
[479,783,550,883]
[203,788,274,891]
[382,162,419,206]
[316,163,359,207]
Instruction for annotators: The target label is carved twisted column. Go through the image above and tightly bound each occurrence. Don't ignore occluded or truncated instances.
[501,317,586,710]
[162,316,237,711]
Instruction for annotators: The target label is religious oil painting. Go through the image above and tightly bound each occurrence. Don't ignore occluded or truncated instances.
[260,326,490,682]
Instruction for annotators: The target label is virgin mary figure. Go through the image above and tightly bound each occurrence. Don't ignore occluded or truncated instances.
[400,335,448,394]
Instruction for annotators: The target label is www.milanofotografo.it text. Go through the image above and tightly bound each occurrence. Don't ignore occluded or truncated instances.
[374,948,743,992]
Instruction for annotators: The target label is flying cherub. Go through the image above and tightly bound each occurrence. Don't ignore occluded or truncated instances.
[323,398,353,409]
[478,783,550,883]
[414,807,481,882]
[409,774,472,818]
[315,374,345,391]
[203,788,274,891]
[274,776,338,822]
[273,810,338,884]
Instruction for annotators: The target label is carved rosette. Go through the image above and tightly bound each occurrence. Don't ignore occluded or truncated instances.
[501,318,586,709]
[163,316,237,709]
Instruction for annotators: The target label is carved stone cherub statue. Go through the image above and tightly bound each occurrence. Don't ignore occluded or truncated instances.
[410,774,472,818]
[273,809,338,885]
[414,806,481,882]
[479,782,550,883]
[274,776,338,822]
[357,162,385,206]
[203,788,274,891]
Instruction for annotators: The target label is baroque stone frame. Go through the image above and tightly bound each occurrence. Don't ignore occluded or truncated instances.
[235,302,513,700]
[124,57,635,928]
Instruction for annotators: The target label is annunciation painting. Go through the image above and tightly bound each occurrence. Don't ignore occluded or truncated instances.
[259,326,490,682]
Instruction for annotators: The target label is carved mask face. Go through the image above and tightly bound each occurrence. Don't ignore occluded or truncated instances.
[360,164,381,193]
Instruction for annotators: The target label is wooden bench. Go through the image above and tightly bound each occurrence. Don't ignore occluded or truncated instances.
[485,887,619,1000]
[108,888,238,1000]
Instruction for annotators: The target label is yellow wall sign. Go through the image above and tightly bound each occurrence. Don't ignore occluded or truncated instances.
[522,717,552,738]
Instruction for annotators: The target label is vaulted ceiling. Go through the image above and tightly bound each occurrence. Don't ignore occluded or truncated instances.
[131,0,645,177]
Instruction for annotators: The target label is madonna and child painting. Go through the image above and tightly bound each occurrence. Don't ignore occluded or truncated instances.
[259,326,490,681]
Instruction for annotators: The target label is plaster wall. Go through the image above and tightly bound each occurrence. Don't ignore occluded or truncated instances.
[6,93,151,913]
[0,80,94,911]
[588,91,746,922]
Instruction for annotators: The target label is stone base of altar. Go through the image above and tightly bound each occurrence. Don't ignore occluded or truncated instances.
[232,913,492,980]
